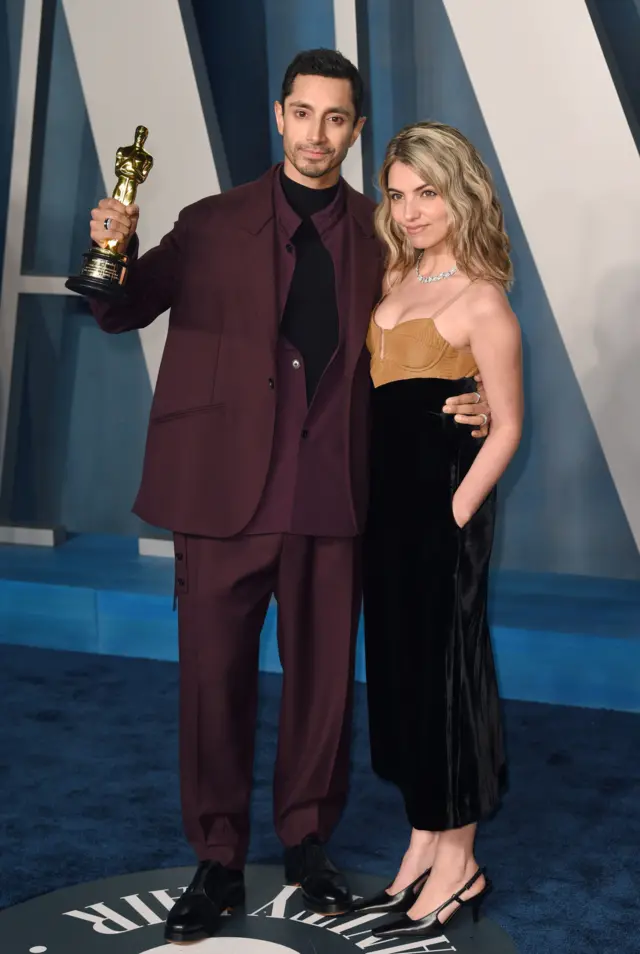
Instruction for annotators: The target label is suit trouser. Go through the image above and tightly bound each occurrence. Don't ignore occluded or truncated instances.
[173,531,361,869]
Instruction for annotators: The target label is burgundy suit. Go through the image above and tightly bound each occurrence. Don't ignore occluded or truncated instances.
[90,165,384,866]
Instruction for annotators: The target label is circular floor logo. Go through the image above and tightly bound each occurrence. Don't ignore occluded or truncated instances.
[0,864,518,953]
[141,943,296,953]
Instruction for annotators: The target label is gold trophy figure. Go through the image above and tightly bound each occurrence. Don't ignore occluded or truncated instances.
[66,125,154,300]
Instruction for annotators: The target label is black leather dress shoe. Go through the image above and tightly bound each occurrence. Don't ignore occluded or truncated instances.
[164,860,245,943]
[284,834,352,914]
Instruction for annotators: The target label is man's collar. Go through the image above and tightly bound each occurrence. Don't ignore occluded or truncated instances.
[274,164,347,239]
[232,163,375,239]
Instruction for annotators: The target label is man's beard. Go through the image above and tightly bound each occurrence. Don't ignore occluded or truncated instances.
[288,143,343,179]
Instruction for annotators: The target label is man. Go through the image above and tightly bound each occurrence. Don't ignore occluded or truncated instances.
[87,49,490,943]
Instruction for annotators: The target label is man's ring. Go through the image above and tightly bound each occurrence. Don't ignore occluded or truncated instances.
[479,413,488,427]
[104,217,112,230]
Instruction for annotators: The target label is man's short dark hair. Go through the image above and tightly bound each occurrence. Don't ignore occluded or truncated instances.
[281,48,364,122]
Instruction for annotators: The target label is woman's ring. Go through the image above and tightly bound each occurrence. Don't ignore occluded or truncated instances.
[479,413,488,427]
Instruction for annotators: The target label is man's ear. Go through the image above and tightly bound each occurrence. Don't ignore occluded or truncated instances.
[351,115,367,146]
[274,100,285,135]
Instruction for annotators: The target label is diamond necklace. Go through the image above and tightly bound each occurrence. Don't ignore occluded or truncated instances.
[415,251,458,284]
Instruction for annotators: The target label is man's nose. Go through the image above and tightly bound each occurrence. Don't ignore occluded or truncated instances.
[307,119,326,143]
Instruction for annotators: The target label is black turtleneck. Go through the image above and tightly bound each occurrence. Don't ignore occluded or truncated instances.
[280,168,340,217]
[279,169,341,404]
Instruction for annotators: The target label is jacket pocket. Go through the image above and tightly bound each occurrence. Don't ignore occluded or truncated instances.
[152,327,222,420]
[151,402,224,425]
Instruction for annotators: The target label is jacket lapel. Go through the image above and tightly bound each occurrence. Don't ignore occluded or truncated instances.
[213,167,280,346]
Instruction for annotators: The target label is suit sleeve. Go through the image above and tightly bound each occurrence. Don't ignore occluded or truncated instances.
[88,207,187,335]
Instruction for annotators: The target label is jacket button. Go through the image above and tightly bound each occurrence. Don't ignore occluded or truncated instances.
[301,429,309,439]
[268,378,275,389]
[177,577,185,586]
[286,243,294,253]
[292,359,301,370]
[176,553,183,561]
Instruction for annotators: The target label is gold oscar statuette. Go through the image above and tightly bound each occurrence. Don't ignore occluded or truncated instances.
[66,125,154,300]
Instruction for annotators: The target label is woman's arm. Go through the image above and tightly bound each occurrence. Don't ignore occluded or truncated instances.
[452,286,523,527]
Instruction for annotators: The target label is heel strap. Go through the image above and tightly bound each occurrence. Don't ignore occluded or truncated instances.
[436,867,486,914]
[454,866,486,903]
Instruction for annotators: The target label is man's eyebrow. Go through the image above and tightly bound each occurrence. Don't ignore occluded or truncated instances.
[288,100,353,117]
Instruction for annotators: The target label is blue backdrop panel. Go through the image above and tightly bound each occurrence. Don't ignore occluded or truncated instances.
[191,0,272,185]
[0,0,24,280]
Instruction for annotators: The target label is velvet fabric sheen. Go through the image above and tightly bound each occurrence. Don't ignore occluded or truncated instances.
[363,376,507,830]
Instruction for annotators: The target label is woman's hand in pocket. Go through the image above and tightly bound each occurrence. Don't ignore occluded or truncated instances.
[452,492,472,529]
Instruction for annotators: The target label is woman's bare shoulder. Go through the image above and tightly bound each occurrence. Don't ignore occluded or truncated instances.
[465,280,518,330]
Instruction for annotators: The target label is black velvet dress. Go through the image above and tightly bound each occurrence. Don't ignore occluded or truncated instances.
[362,317,507,831]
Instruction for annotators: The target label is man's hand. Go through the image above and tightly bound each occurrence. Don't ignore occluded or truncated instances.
[90,197,139,252]
[442,373,490,438]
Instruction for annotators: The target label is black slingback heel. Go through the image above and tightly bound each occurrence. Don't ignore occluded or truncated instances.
[372,866,492,939]
[348,866,432,916]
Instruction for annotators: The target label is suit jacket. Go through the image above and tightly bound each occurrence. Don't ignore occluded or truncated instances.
[89,165,384,537]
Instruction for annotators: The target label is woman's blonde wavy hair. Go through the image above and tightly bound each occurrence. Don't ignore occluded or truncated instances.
[375,121,513,289]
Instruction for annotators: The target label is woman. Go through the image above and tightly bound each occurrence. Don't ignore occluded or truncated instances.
[354,122,523,940]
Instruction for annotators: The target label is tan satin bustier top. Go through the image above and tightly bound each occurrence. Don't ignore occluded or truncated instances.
[367,285,479,388]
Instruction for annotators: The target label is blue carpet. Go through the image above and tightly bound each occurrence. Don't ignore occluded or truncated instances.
[1,644,639,954]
